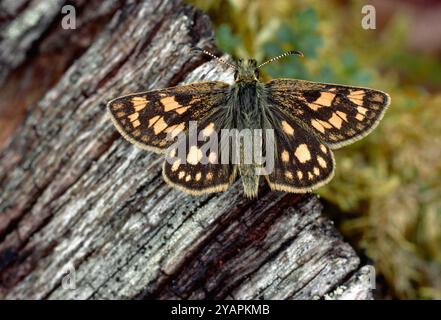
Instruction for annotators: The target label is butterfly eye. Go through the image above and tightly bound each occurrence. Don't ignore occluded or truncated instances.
[255,70,259,79]
[234,70,239,79]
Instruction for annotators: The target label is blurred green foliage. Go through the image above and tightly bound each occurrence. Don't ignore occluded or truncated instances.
[188,0,441,299]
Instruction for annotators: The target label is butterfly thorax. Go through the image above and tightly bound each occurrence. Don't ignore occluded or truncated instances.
[231,59,264,117]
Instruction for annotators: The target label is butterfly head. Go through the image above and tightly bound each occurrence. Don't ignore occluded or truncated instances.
[191,47,304,83]
[234,59,259,83]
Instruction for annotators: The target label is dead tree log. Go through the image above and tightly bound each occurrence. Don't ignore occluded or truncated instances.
[0,0,373,300]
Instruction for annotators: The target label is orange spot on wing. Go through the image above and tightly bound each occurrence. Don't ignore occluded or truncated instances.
[171,159,181,172]
[317,156,327,168]
[161,96,181,111]
[281,150,290,162]
[348,90,365,104]
[165,123,185,138]
[128,113,139,122]
[161,96,190,114]
[202,123,215,137]
[311,119,325,133]
[282,121,294,135]
[153,116,167,134]
[187,146,202,165]
[328,113,343,129]
[148,115,160,128]
[314,92,335,107]
[131,97,148,111]
[295,144,311,163]
[175,106,189,114]
[132,120,140,128]
[336,111,348,121]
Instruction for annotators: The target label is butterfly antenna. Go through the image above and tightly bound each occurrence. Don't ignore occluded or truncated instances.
[191,47,237,70]
[257,50,304,69]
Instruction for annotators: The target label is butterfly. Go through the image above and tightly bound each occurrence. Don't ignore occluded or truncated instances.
[107,49,390,198]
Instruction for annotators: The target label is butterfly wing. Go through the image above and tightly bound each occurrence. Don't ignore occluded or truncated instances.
[263,110,335,192]
[107,81,230,153]
[266,79,390,149]
[162,113,238,195]
[108,81,237,195]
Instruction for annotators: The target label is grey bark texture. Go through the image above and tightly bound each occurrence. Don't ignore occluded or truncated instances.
[0,0,373,300]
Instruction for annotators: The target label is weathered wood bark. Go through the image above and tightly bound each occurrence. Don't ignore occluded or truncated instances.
[0,0,373,300]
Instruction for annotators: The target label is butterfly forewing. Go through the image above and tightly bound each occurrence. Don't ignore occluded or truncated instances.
[107,81,229,153]
[266,79,390,148]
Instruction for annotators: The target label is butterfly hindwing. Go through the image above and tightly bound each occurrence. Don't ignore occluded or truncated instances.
[162,115,237,195]
[265,114,335,192]
[107,81,230,153]
[266,79,390,148]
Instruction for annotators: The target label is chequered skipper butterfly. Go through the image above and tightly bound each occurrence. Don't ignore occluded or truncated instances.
[107,49,390,198]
